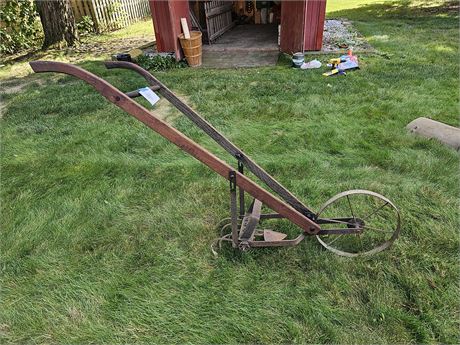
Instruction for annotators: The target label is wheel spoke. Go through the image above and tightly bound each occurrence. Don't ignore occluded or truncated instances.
[327,234,344,246]
[320,218,356,227]
[346,195,355,219]
[363,201,389,220]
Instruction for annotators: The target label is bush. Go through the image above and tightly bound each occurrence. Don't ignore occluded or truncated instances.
[0,0,40,55]
[137,54,188,71]
[76,15,95,36]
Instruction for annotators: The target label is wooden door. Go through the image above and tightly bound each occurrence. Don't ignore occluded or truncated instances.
[204,1,235,43]
[304,0,327,50]
[280,0,306,54]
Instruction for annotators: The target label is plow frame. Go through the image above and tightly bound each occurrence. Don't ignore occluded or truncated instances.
[29,61,400,255]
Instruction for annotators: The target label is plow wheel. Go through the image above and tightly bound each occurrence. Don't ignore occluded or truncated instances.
[316,190,401,257]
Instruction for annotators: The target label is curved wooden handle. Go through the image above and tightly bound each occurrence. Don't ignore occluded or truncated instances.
[29,60,320,234]
[104,60,160,86]
[31,61,121,103]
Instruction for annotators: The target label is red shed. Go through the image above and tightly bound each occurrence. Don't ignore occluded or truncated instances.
[149,0,326,59]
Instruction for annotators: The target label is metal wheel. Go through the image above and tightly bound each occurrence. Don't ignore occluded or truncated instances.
[316,190,400,257]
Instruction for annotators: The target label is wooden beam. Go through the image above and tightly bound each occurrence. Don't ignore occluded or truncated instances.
[104,61,316,219]
[29,61,320,234]
[205,3,233,18]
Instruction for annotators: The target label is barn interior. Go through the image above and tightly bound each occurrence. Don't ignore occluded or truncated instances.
[189,1,281,51]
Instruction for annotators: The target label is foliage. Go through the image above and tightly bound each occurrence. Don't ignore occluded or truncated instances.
[0,19,155,77]
[137,54,188,71]
[0,0,40,55]
[76,15,95,36]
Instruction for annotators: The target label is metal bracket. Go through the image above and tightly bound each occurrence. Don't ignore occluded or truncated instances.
[236,155,245,217]
[237,159,244,173]
[229,170,238,247]
[229,170,236,191]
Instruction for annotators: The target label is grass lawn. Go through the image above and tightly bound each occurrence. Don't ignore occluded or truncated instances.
[1,0,459,343]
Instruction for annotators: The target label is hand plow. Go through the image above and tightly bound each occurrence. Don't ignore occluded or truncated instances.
[30,61,401,257]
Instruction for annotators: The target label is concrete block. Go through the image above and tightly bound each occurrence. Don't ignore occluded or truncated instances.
[406,117,460,151]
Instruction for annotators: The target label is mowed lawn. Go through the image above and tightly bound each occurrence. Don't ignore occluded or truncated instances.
[1,1,459,343]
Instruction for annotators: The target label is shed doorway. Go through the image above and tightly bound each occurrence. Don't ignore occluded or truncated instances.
[190,1,281,67]
[189,0,281,51]
[149,0,326,64]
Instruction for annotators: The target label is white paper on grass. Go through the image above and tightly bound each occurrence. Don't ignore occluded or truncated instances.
[138,87,160,106]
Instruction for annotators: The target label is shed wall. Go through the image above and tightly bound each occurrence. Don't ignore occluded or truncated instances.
[304,0,326,50]
[149,0,190,58]
[280,0,306,53]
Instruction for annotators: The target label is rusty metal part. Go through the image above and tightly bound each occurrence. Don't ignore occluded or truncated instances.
[125,85,160,98]
[263,230,288,242]
[237,158,245,217]
[249,234,305,247]
[239,199,262,241]
[229,170,239,247]
[315,189,401,257]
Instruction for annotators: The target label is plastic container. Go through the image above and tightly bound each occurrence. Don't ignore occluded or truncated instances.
[292,52,304,68]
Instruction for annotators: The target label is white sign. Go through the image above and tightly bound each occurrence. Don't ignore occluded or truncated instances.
[138,87,160,106]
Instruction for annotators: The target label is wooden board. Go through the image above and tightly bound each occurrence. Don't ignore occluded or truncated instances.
[280,0,306,54]
[304,0,326,51]
[204,1,235,43]
[181,17,191,38]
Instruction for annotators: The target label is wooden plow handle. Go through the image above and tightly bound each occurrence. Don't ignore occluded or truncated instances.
[29,61,320,235]
[104,61,317,220]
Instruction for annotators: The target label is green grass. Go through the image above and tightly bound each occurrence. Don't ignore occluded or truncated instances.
[1,1,459,343]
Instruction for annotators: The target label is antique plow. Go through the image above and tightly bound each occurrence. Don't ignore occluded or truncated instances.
[30,61,400,257]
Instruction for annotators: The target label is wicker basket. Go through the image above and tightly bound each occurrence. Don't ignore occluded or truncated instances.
[179,31,202,67]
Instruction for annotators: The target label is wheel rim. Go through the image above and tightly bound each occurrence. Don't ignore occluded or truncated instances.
[316,189,401,257]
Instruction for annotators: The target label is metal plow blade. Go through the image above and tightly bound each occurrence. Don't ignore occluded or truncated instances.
[263,230,288,242]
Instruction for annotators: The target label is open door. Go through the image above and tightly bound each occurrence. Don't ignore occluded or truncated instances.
[280,0,306,54]
[304,0,327,50]
[203,1,235,43]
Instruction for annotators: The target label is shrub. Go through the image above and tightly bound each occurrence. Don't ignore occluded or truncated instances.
[76,15,95,36]
[0,0,40,55]
[137,54,188,71]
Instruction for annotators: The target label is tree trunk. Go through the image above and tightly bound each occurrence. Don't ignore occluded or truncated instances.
[35,0,79,49]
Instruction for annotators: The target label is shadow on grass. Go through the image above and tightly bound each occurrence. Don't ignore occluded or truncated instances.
[1,37,105,66]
